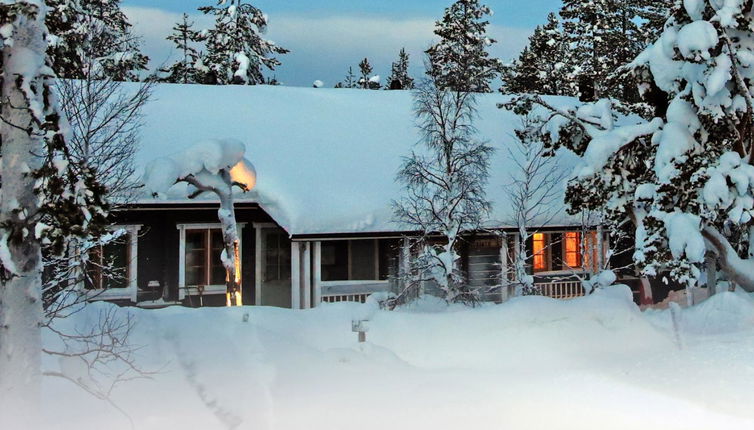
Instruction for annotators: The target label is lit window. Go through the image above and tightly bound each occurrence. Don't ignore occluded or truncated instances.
[533,233,546,271]
[564,231,581,268]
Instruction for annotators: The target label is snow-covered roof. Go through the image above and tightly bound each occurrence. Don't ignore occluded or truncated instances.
[133,84,582,235]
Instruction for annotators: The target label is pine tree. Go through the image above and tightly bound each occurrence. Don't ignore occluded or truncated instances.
[500,13,573,96]
[46,0,149,81]
[559,0,643,101]
[386,48,414,90]
[505,1,754,293]
[198,0,289,85]
[357,57,379,89]
[425,0,503,93]
[159,13,201,84]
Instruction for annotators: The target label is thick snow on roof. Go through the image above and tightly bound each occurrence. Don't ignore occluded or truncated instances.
[134,84,582,235]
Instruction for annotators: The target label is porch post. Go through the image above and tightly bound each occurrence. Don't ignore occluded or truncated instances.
[596,225,604,272]
[255,227,263,306]
[302,242,311,309]
[291,241,301,309]
[499,232,509,302]
[313,241,322,306]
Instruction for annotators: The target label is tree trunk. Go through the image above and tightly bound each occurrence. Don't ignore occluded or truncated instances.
[217,176,242,306]
[701,227,754,293]
[0,14,46,426]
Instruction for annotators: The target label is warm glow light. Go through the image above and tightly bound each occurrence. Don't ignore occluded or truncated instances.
[533,233,546,271]
[229,158,257,191]
[565,232,581,268]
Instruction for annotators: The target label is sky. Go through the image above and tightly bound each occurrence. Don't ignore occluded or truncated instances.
[122,0,563,87]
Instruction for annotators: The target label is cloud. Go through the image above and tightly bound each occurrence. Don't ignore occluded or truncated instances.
[123,6,532,87]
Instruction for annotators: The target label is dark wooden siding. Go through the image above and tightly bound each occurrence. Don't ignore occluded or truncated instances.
[112,204,277,306]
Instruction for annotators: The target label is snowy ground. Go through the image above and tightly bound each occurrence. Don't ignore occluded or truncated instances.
[41,286,754,430]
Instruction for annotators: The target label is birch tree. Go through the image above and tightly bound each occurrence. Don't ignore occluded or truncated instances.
[504,117,568,294]
[394,76,493,304]
[0,0,108,423]
[144,138,257,305]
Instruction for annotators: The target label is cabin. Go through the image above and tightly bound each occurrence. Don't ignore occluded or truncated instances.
[88,84,653,309]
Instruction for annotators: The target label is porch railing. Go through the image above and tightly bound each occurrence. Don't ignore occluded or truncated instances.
[320,280,389,304]
[535,280,584,299]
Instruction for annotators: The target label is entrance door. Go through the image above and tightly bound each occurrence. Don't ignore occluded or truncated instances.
[257,226,292,307]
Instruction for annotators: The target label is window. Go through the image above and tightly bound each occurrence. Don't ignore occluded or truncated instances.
[533,233,547,272]
[564,232,581,268]
[185,228,226,286]
[264,230,291,282]
[321,239,399,282]
[87,240,129,290]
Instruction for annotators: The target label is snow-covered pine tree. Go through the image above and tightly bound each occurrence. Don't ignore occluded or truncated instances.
[394,75,493,304]
[386,48,414,90]
[504,1,754,294]
[46,0,149,81]
[559,0,643,101]
[425,0,503,93]
[500,13,574,96]
[198,0,288,85]
[159,13,202,84]
[357,57,380,89]
[1,0,109,423]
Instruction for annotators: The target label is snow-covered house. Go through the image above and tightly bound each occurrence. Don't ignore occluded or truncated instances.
[97,84,640,308]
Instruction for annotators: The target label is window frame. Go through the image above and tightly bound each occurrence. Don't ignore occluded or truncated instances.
[177,223,245,299]
[85,224,142,302]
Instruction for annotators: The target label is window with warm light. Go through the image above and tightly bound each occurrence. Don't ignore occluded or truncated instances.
[564,231,581,268]
[533,233,546,271]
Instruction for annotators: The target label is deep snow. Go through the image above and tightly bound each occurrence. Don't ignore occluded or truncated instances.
[38,286,754,430]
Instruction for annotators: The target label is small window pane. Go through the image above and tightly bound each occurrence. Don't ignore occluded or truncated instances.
[210,229,226,285]
[321,241,348,281]
[351,240,376,280]
[533,233,547,272]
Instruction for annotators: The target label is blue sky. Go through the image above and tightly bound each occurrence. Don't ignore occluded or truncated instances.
[122,0,563,87]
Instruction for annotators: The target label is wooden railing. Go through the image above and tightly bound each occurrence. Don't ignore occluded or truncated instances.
[535,281,584,299]
[321,293,372,303]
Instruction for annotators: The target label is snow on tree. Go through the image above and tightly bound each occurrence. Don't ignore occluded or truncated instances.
[159,13,202,84]
[393,76,493,304]
[425,0,503,93]
[0,0,110,423]
[45,0,149,81]
[386,47,414,90]
[500,13,574,96]
[312,79,324,88]
[198,0,289,85]
[504,1,754,294]
[144,139,257,305]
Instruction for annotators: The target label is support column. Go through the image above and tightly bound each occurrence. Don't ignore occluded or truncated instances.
[313,241,322,307]
[499,232,509,302]
[596,225,604,272]
[255,227,263,306]
[291,241,301,309]
[302,242,311,309]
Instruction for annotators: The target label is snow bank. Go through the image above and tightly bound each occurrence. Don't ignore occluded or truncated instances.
[40,288,754,430]
[129,84,582,235]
